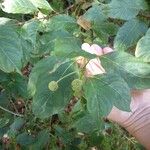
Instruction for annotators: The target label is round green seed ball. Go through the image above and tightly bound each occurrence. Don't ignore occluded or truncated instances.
[71,79,83,92]
[48,81,58,91]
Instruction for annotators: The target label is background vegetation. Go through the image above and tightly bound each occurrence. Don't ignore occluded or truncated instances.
[0,0,150,149]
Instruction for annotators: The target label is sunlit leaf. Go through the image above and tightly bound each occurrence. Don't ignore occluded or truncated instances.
[135,28,150,62]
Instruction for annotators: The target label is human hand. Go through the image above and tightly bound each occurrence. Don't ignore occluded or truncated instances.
[107,89,150,150]
[80,43,150,149]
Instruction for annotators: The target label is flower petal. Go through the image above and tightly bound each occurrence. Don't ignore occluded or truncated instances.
[91,44,103,56]
[86,58,105,76]
[103,47,113,54]
[81,43,93,54]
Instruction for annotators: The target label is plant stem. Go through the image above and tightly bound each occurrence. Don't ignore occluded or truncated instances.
[57,71,77,83]
[0,105,23,117]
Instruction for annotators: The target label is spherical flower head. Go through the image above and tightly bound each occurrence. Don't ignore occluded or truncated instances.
[48,81,58,91]
[71,79,83,92]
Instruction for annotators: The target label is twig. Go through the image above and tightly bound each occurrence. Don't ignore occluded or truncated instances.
[9,99,19,114]
[140,13,150,19]
[0,105,23,117]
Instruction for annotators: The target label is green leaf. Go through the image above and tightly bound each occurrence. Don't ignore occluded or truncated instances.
[0,8,23,20]
[20,19,41,63]
[88,132,104,148]
[100,51,150,89]
[0,18,23,73]
[83,4,118,43]
[50,0,64,12]
[20,19,40,46]
[1,0,53,14]
[28,56,77,118]
[16,132,35,146]
[135,28,150,62]
[7,118,25,137]
[20,37,33,66]
[73,113,100,133]
[83,5,107,22]
[10,118,25,131]
[71,101,100,133]
[1,0,37,14]
[93,22,118,43]
[29,0,53,12]
[0,70,10,82]
[114,19,148,51]
[3,73,28,98]
[45,14,78,33]
[53,36,82,57]
[38,30,83,57]
[84,73,131,122]
[106,0,148,20]
[0,71,28,98]
[31,130,50,149]
[55,126,75,144]
[39,30,72,54]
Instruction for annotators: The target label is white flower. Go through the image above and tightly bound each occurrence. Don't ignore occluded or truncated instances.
[81,43,113,77]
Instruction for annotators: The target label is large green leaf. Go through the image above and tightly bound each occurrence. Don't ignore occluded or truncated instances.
[0,18,23,73]
[53,35,82,57]
[28,56,77,118]
[37,29,82,57]
[45,14,78,33]
[1,0,53,14]
[84,73,131,123]
[100,51,150,89]
[135,28,150,62]
[114,19,148,51]
[106,0,148,20]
